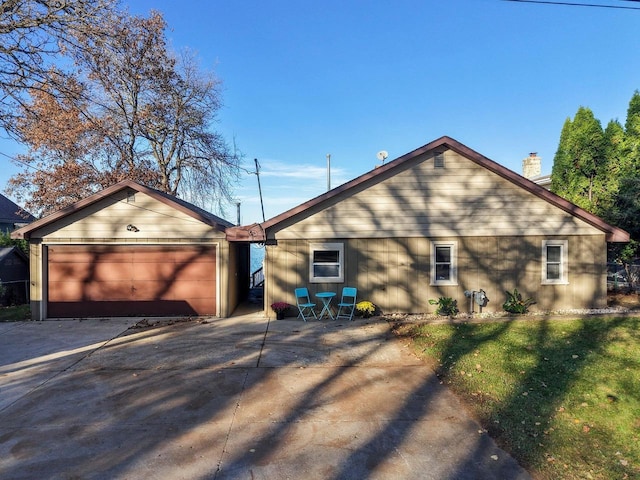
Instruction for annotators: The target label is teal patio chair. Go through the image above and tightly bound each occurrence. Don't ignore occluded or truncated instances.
[336,287,357,321]
[295,287,317,322]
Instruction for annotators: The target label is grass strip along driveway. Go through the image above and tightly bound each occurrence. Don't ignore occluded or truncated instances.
[0,305,29,322]
[393,316,640,480]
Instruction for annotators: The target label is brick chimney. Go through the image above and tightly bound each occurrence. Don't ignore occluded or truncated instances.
[522,152,541,179]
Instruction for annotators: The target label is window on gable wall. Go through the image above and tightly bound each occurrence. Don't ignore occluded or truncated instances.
[309,242,344,283]
[542,240,568,285]
[431,241,457,285]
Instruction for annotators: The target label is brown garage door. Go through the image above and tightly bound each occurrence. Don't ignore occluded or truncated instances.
[47,245,216,317]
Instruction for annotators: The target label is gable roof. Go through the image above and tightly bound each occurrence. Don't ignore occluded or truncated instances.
[0,246,28,264]
[227,136,629,243]
[12,179,233,240]
[0,193,35,225]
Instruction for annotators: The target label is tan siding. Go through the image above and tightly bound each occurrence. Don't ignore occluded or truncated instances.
[264,235,607,315]
[276,150,604,240]
[32,191,225,240]
[370,239,389,309]
[28,242,44,320]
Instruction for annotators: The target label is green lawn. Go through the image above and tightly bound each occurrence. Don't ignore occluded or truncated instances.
[0,304,30,321]
[396,317,640,480]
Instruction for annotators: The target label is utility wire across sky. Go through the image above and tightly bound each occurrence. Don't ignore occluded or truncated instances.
[503,0,640,9]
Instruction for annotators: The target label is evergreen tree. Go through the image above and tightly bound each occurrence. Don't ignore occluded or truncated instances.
[624,90,640,137]
[551,117,573,197]
[599,120,627,221]
[552,91,640,267]
[623,90,640,177]
[613,178,640,240]
[550,107,606,213]
[611,91,640,241]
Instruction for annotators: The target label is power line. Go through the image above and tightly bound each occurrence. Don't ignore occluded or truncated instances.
[0,150,43,174]
[503,0,640,9]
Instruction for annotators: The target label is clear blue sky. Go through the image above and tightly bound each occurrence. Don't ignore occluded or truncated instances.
[2,0,639,225]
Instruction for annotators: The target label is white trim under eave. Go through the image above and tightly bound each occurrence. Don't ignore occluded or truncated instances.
[40,243,46,321]
[215,241,221,317]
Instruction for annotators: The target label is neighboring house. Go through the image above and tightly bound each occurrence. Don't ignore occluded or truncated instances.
[0,195,33,306]
[531,174,551,189]
[0,193,35,233]
[521,152,551,189]
[12,180,248,320]
[228,136,629,315]
[0,247,29,305]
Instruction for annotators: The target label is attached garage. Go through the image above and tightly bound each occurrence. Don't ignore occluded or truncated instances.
[13,180,248,320]
[47,245,218,317]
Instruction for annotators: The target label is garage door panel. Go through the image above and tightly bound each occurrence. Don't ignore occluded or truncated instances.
[48,300,200,318]
[49,281,134,302]
[49,260,134,282]
[166,280,216,299]
[48,281,84,302]
[50,248,132,264]
[184,297,216,314]
[85,281,133,301]
[48,264,84,282]
[132,247,175,263]
[92,251,132,263]
[48,245,217,317]
[132,262,179,281]
[92,262,134,281]
[131,280,168,300]
[174,247,215,263]
[132,280,215,301]
[172,262,215,282]
[48,248,94,263]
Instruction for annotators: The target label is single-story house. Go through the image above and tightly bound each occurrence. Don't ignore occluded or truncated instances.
[0,193,35,233]
[227,136,629,316]
[12,180,248,320]
[0,246,29,305]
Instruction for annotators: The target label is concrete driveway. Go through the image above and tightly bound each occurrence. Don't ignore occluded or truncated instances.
[0,312,531,480]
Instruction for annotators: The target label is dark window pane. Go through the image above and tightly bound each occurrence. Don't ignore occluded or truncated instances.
[547,245,561,263]
[314,265,340,277]
[547,263,560,280]
[435,246,451,263]
[435,264,451,281]
[314,250,339,263]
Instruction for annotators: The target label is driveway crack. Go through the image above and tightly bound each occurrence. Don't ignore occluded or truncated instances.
[214,317,271,478]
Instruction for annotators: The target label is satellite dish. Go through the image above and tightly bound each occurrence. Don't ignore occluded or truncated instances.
[376,150,389,162]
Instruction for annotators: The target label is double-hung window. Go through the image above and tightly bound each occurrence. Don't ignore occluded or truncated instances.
[542,240,568,284]
[431,241,457,285]
[309,243,344,283]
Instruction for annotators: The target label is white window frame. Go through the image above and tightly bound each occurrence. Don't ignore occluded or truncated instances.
[431,241,457,286]
[309,242,344,283]
[541,240,569,285]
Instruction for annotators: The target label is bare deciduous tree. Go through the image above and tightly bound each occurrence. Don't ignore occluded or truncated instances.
[0,0,115,133]
[7,9,240,217]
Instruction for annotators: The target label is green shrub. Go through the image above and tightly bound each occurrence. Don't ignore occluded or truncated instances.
[0,231,27,254]
[502,288,535,314]
[428,296,459,316]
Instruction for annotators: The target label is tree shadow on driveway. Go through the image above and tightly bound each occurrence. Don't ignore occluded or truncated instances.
[0,315,530,480]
